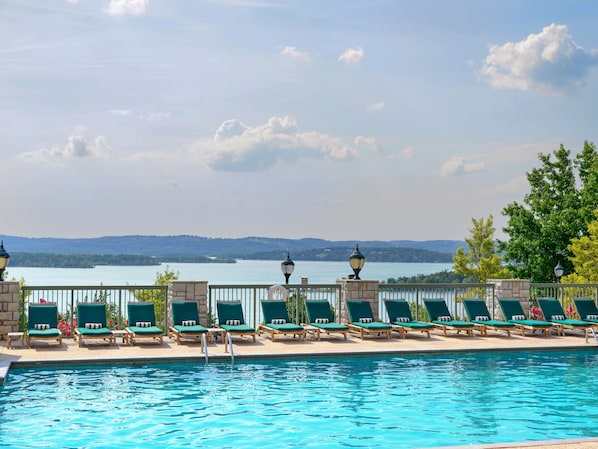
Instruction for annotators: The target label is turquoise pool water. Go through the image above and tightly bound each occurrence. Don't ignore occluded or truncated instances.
[2,350,598,448]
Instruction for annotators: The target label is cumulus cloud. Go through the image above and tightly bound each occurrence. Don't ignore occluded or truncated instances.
[192,116,357,171]
[481,23,598,95]
[354,136,379,152]
[366,102,385,112]
[438,155,486,176]
[339,46,364,64]
[106,0,148,16]
[280,45,311,62]
[387,146,414,160]
[19,131,112,162]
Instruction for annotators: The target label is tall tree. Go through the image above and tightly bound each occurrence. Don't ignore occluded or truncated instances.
[498,141,598,282]
[453,215,508,282]
[562,210,598,283]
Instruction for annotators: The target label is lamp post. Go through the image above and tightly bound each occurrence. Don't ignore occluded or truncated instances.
[349,244,365,280]
[281,252,295,285]
[0,240,10,282]
[554,261,564,283]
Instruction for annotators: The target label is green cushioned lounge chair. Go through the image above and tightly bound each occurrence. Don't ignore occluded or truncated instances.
[383,300,432,339]
[423,299,474,337]
[573,298,598,325]
[462,299,514,337]
[345,300,392,340]
[498,299,554,337]
[304,300,348,340]
[75,303,115,347]
[27,303,62,348]
[217,301,256,347]
[126,303,164,345]
[258,300,306,341]
[168,301,209,350]
[538,298,591,339]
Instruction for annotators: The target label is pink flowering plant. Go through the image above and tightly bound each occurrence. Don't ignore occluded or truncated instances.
[565,303,577,319]
[529,305,544,320]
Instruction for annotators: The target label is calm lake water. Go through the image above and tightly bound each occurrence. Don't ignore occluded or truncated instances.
[7,261,452,286]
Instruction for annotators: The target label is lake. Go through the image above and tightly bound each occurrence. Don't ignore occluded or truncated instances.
[7,261,452,286]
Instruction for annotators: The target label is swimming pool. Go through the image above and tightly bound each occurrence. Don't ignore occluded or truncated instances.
[1,350,597,448]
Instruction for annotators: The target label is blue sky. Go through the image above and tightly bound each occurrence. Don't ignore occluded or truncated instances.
[2,0,597,241]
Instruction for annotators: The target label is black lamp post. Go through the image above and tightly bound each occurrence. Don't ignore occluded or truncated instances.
[554,261,564,283]
[349,244,365,280]
[281,252,295,285]
[0,240,10,282]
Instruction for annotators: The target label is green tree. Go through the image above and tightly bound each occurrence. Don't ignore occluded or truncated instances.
[453,215,508,283]
[562,209,598,283]
[133,265,179,329]
[498,141,598,282]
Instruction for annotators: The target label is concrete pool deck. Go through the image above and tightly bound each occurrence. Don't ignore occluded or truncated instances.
[2,329,597,449]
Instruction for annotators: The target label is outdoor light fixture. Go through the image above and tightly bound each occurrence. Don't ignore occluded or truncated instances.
[349,244,365,280]
[0,240,10,282]
[281,252,295,285]
[554,261,564,283]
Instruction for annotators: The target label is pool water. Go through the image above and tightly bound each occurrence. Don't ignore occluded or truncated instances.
[2,350,598,448]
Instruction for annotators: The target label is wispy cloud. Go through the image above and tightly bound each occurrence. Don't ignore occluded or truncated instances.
[438,155,486,176]
[280,45,311,62]
[366,102,385,112]
[191,116,357,171]
[110,109,132,116]
[339,46,364,64]
[105,0,148,16]
[481,23,598,95]
[139,112,171,121]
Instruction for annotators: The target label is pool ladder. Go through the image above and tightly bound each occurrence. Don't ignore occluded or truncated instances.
[202,332,234,363]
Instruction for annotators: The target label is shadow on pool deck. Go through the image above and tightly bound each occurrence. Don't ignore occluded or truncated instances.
[2,330,598,449]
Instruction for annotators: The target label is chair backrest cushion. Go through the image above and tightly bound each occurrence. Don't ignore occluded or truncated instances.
[28,304,59,330]
[77,303,108,328]
[217,302,246,325]
[305,301,334,323]
[171,302,200,326]
[127,303,156,325]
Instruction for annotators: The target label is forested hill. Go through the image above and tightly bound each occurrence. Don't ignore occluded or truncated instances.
[0,234,463,263]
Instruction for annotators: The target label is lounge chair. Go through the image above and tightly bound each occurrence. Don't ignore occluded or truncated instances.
[423,299,474,337]
[126,303,164,345]
[168,301,209,349]
[538,298,591,339]
[383,300,433,338]
[345,300,392,340]
[304,300,349,340]
[462,299,514,337]
[74,303,116,347]
[26,303,62,348]
[573,298,598,326]
[258,300,307,341]
[498,299,554,337]
[217,301,256,348]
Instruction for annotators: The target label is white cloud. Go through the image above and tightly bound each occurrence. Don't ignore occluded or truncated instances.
[139,112,171,121]
[481,23,598,95]
[354,136,379,152]
[106,0,148,16]
[366,102,385,112]
[339,46,364,64]
[438,155,486,176]
[19,131,112,162]
[192,116,357,171]
[280,46,311,62]
[110,109,132,116]
[385,146,415,161]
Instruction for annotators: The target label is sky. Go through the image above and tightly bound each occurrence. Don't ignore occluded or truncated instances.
[2,0,598,242]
